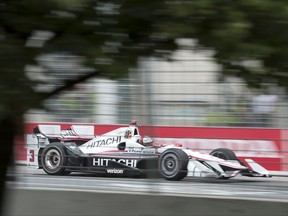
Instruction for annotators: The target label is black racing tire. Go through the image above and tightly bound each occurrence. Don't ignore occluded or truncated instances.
[209,148,238,160]
[158,148,189,181]
[41,143,71,175]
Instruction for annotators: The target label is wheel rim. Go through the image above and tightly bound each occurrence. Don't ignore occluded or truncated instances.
[45,149,61,170]
[161,154,179,176]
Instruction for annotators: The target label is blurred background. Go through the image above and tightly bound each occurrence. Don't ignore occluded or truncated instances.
[26,42,288,128]
[10,0,287,129]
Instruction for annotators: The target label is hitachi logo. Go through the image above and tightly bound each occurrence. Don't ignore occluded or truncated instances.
[107,169,124,174]
[92,158,137,167]
[86,136,122,148]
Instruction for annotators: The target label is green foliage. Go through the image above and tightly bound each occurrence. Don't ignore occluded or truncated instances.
[1,0,288,118]
[205,113,241,126]
[164,0,288,88]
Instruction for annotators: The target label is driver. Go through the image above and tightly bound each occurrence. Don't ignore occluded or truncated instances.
[138,136,154,146]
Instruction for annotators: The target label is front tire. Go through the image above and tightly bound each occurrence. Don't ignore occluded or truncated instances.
[158,149,189,181]
[209,148,238,160]
[41,143,71,175]
[209,148,240,172]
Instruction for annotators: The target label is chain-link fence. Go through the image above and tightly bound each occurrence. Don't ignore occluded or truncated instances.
[25,49,288,128]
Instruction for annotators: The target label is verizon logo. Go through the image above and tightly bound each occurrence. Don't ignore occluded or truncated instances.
[106,169,124,174]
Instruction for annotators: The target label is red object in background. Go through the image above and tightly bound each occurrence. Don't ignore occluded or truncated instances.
[16,122,287,171]
[15,135,26,162]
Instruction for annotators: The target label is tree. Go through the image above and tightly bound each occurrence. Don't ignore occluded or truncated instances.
[163,0,288,88]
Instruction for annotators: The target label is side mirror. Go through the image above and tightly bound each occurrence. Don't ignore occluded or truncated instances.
[117,142,126,150]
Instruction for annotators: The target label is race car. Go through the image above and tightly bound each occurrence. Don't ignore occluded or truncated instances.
[26,120,271,180]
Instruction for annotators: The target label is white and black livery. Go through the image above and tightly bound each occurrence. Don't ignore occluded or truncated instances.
[26,120,271,180]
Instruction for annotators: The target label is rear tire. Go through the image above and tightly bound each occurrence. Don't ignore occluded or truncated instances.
[41,143,71,175]
[158,149,189,181]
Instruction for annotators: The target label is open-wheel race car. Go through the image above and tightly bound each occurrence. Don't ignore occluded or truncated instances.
[26,120,271,180]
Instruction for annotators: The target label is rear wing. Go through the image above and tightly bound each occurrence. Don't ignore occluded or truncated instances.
[33,124,95,139]
[34,125,61,138]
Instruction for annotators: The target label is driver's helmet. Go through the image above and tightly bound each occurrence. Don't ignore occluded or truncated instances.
[139,136,154,146]
[124,130,132,139]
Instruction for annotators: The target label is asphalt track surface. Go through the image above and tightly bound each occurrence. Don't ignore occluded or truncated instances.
[3,166,288,216]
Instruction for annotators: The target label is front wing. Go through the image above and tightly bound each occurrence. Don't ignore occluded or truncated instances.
[186,158,271,179]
